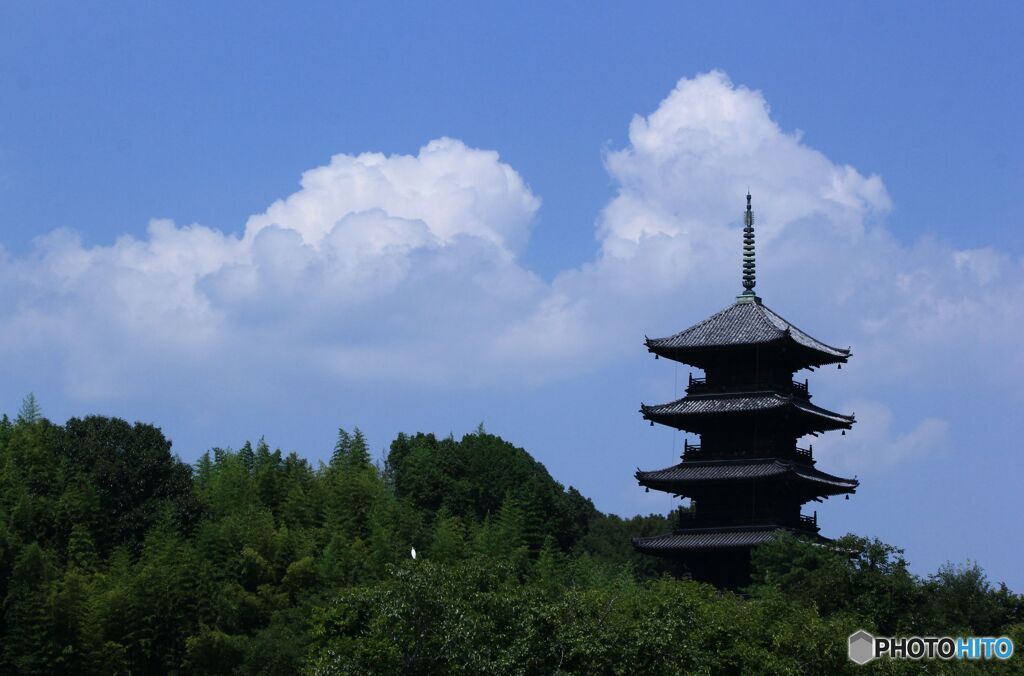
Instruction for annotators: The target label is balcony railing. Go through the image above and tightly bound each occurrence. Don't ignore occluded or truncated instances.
[681,440,703,459]
[681,441,814,463]
[675,510,819,532]
[687,373,810,398]
[800,511,818,528]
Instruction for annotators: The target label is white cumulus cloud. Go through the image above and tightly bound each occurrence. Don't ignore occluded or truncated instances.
[501,72,1024,399]
[245,137,540,255]
[0,139,545,394]
[1,71,1022,480]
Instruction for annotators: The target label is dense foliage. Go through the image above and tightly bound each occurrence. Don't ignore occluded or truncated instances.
[0,402,1020,674]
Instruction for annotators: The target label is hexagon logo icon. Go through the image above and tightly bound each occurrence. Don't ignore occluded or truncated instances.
[848,630,875,665]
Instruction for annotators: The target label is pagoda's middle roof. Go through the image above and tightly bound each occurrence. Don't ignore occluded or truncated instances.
[641,391,854,430]
[636,458,858,492]
[632,525,826,553]
[645,296,849,365]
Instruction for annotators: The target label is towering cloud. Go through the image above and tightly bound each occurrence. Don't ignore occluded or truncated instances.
[3,71,1021,473]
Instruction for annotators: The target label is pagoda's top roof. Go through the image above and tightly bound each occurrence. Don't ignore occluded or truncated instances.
[632,525,823,552]
[645,295,850,367]
[641,391,854,432]
[635,458,857,493]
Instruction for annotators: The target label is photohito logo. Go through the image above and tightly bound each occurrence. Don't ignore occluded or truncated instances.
[848,630,1014,665]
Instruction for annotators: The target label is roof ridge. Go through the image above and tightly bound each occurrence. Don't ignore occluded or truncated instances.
[747,299,789,337]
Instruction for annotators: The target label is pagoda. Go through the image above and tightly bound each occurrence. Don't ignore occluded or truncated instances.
[632,194,858,588]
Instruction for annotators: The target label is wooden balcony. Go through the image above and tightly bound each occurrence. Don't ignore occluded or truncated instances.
[687,373,810,399]
[677,509,819,533]
[681,441,814,463]
[681,440,703,460]
[799,511,818,528]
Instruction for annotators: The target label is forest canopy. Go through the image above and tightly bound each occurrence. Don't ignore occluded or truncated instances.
[0,403,1020,674]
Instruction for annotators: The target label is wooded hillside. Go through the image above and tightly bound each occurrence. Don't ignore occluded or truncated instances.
[0,404,1019,674]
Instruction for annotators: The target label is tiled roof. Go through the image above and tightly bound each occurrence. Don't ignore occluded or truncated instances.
[645,296,849,365]
[632,526,786,552]
[640,391,854,430]
[635,458,858,492]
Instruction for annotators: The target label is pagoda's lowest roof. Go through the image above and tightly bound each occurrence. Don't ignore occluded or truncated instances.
[635,458,858,493]
[632,525,812,552]
[641,391,854,430]
[645,296,849,365]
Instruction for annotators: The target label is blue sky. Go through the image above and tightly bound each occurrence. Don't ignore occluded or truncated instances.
[2,3,1022,589]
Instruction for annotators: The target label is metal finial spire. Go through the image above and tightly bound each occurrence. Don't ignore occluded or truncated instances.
[741,192,756,294]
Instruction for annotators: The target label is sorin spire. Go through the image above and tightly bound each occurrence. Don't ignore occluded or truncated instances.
[742,192,756,294]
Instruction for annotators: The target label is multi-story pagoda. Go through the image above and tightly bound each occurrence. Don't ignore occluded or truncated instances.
[632,194,858,588]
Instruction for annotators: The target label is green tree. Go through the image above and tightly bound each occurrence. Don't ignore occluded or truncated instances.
[183,627,247,675]
[320,533,372,587]
[330,428,351,469]
[534,534,566,595]
[51,569,94,674]
[307,560,541,674]
[473,494,529,570]
[750,532,921,635]
[237,441,255,474]
[66,523,99,573]
[125,519,201,673]
[346,428,372,469]
[57,416,200,554]
[923,562,1021,635]
[429,512,467,564]
[17,393,42,424]
[2,542,56,673]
